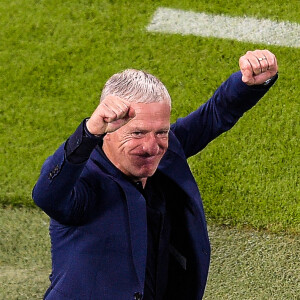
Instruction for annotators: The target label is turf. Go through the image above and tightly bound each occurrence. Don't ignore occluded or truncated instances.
[0,208,299,299]
[0,0,299,233]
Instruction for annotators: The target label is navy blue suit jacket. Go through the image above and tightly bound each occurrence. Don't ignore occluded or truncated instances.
[33,71,276,299]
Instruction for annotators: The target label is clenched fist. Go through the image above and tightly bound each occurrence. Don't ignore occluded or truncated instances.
[239,50,278,86]
[86,95,136,135]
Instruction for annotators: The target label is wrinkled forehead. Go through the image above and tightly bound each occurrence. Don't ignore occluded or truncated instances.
[128,102,171,129]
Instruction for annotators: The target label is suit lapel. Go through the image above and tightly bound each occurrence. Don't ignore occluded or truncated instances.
[91,147,147,289]
[114,178,147,288]
[158,149,202,216]
[158,132,209,236]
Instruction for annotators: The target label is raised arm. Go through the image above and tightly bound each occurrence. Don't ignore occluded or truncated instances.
[32,96,135,224]
[171,50,278,158]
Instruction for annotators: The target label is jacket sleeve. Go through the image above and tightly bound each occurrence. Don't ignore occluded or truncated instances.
[170,71,278,158]
[32,120,102,224]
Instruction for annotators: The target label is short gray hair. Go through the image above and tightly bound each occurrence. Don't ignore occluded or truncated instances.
[100,69,171,107]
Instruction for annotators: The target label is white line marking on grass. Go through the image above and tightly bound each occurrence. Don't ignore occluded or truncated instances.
[147,7,300,48]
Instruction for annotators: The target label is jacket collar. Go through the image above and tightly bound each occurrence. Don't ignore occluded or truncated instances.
[90,146,147,289]
[158,131,203,216]
[89,132,204,287]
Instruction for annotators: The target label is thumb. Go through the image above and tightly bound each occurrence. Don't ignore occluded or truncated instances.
[127,106,136,119]
[241,68,255,85]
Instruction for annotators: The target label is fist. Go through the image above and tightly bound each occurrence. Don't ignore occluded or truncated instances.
[239,50,278,85]
[86,95,136,135]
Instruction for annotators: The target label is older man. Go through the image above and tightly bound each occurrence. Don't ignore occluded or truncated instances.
[33,50,278,300]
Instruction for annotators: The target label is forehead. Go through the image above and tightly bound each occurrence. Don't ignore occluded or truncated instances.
[128,102,171,129]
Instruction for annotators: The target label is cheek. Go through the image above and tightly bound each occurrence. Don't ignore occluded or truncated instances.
[159,139,168,151]
[121,140,141,155]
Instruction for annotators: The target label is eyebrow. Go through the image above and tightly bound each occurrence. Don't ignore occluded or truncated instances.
[131,127,170,132]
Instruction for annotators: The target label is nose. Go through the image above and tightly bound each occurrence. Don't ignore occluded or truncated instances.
[142,134,160,156]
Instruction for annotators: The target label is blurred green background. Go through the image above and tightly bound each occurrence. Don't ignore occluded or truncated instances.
[0,0,299,233]
[1,1,299,299]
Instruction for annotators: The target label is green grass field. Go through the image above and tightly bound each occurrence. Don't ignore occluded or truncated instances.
[1,208,299,299]
[0,0,299,298]
[1,0,299,233]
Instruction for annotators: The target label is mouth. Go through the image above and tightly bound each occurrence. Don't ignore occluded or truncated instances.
[132,154,161,165]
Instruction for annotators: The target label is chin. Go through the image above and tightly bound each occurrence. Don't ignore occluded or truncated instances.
[134,167,158,180]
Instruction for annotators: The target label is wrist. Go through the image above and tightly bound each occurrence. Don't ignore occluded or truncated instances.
[85,119,105,138]
[263,73,278,86]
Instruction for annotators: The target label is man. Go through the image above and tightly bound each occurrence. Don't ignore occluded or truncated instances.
[33,50,278,300]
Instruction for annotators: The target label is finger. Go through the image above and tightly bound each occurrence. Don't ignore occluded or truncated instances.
[101,102,119,123]
[245,51,262,76]
[105,107,136,133]
[239,56,255,85]
[114,101,131,118]
[107,104,135,124]
[127,106,136,119]
[251,50,269,73]
[86,103,115,135]
[257,55,268,73]
[251,50,278,84]
[102,96,131,119]
[260,50,270,70]
[261,50,278,74]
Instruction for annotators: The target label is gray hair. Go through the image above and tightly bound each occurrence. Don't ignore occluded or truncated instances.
[100,69,171,107]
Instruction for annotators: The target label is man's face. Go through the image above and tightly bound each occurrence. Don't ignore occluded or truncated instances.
[103,101,171,185]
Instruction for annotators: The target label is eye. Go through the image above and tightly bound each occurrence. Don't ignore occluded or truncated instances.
[132,131,145,137]
[156,130,169,138]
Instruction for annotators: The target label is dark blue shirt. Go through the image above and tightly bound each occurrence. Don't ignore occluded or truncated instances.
[133,177,170,300]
